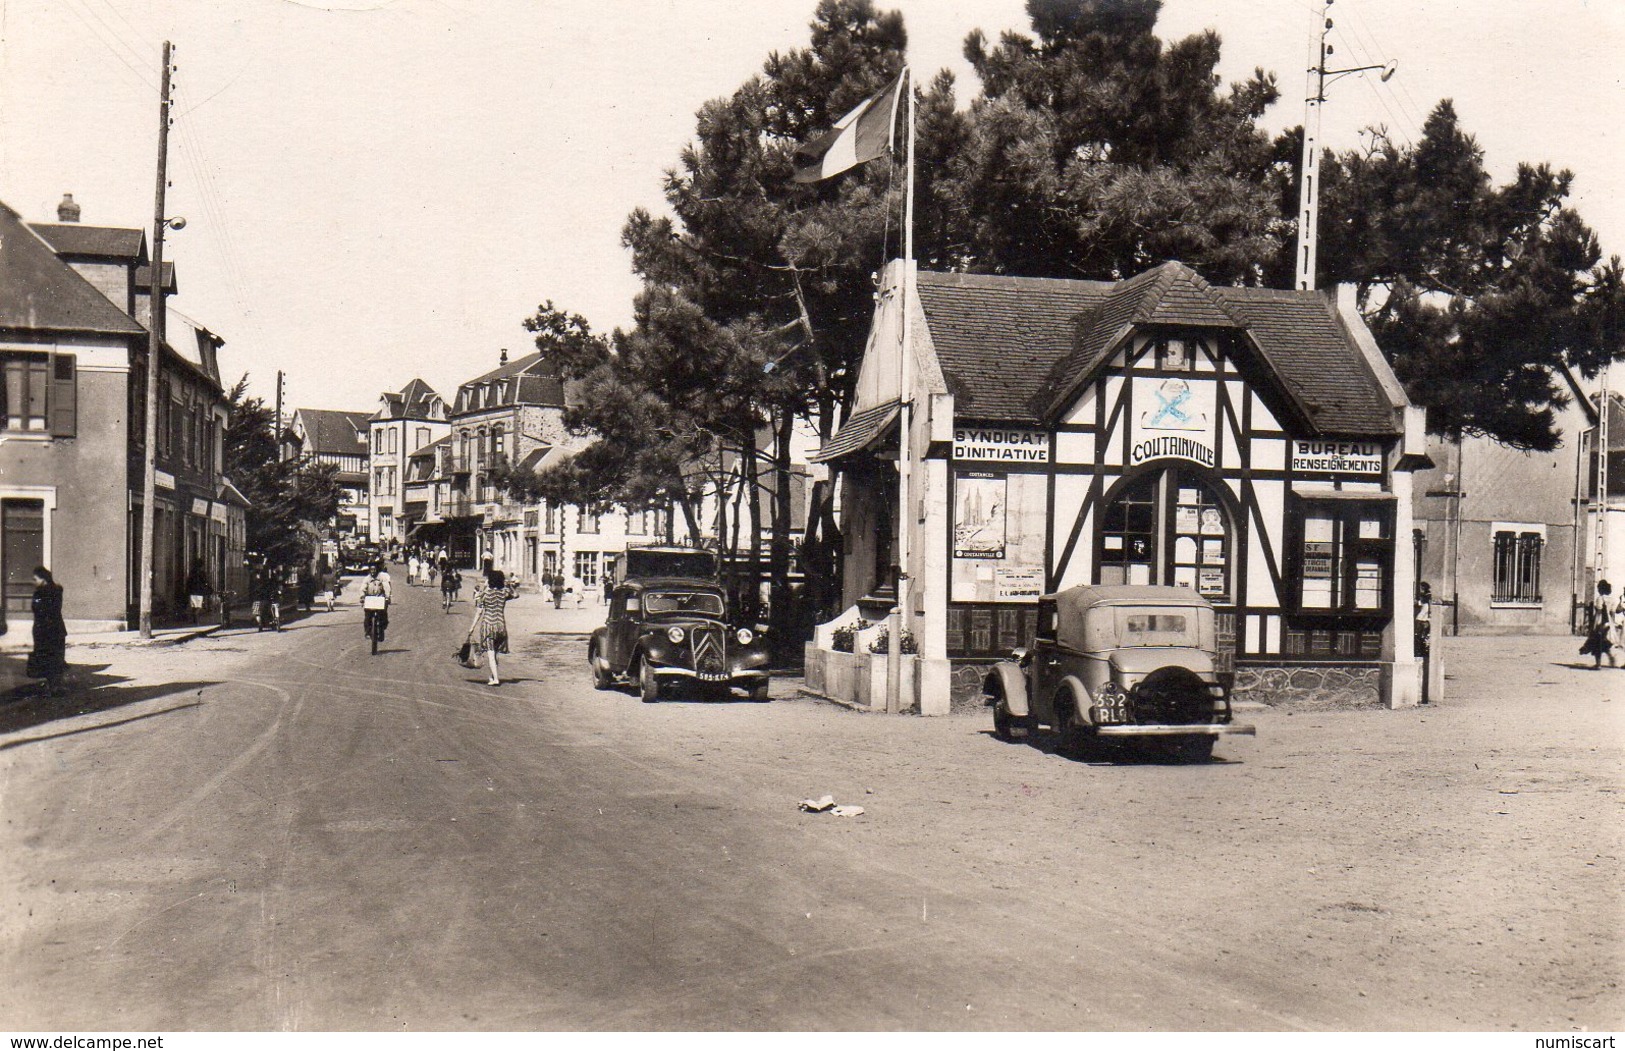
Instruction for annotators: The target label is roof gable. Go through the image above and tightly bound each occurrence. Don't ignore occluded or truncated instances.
[297,408,371,456]
[454,353,566,412]
[917,262,1399,436]
[27,222,146,262]
[0,201,146,338]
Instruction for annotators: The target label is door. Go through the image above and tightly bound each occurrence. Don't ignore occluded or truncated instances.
[2,499,44,614]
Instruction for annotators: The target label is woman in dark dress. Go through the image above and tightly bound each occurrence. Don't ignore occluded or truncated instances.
[29,567,67,693]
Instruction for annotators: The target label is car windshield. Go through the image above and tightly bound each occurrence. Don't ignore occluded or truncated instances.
[644,591,725,616]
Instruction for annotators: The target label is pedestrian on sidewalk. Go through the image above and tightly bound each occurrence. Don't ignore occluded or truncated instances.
[465,568,517,686]
[1581,579,1618,668]
[408,553,422,588]
[27,567,67,695]
[441,566,462,613]
[185,561,213,626]
[296,566,318,612]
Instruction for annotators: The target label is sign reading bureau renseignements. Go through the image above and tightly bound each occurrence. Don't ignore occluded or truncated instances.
[953,428,1048,463]
[1291,439,1383,474]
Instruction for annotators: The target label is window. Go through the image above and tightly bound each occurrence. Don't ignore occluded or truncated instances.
[388,428,398,454]
[1156,338,1195,372]
[573,550,600,587]
[416,426,430,451]
[493,425,505,465]
[579,504,600,534]
[1492,526,1545,605]
[2,354,52,432]
[1295,497,1393,614]
[1099,475,1156,586]
[543,501,557,535]
[627,506,646,536]
[374,429,384,454]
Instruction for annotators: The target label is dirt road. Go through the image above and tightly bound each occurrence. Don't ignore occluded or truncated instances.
[0,592,1618,1030]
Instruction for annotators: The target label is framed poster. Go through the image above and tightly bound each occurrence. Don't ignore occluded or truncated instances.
[954,472,1007,558]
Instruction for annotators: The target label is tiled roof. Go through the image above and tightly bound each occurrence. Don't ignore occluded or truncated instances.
[375,377,444,420]
[297,408,370,457]
[0,201,146,338]
[453,352,566,413]
[918,272,1113,423]
[135,261,177,294]
[809,401,899,463]
[917,262,1399,436]
[27,222,145,261]
[1218,286,1395,435]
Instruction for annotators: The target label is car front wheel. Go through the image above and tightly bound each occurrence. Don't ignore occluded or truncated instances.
[638,659,661,704]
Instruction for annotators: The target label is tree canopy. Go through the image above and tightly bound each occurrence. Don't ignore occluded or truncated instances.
[1310,103,1625,449]
[224,377,342,568]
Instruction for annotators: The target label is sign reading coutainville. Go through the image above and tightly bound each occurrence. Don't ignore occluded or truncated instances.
[953,427,1049,463]
[1291,439,1384,474]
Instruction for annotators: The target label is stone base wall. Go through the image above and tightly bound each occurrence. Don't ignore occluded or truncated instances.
[1233,663,1383,708]
[949,659,1000,713]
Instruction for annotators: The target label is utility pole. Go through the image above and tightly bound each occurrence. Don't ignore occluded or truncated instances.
[1595,365,1611,592]
[137,41,175,639]
[275,370,285,461]
[1295,1,1395,291]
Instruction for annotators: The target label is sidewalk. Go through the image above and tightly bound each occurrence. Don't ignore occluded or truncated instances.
[502,589,608,636]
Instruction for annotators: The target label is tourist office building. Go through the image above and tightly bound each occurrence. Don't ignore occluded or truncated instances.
[812,260,1430,712]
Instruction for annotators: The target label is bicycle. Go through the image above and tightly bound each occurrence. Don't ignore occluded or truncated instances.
[363,597,388,654]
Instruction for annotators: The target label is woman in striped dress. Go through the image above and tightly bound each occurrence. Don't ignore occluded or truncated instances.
[465,569,518,685]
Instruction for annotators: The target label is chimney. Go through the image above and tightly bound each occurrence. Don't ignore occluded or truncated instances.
[499,348,508,366]
[56,193,81,222]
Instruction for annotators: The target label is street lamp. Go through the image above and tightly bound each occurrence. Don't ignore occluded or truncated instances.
[1295,0,1397,291]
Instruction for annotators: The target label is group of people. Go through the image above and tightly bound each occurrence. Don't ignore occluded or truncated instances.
[1580,579,1625,669]
[357,556,517,685]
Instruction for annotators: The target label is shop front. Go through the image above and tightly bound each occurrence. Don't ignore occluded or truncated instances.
[811,260,1430,712]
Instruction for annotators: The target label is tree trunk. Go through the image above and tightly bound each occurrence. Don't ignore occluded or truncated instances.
[768,407,795,662]
[745,435,763,627]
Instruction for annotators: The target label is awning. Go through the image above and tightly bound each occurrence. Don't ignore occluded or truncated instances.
[1290,486,1396,501]
[808,400,899,464]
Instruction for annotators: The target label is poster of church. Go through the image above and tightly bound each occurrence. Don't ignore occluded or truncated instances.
[953,472,1006,559]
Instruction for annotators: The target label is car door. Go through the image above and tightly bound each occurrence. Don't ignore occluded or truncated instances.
[1028,598,1061,725]
[606,587,636,672]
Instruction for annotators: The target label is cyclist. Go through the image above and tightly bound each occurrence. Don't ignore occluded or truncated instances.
[361,563,392,652]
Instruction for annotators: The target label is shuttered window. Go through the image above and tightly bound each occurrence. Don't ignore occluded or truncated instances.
[2,352,75,436]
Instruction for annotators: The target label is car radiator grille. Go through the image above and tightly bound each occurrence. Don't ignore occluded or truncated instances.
[691,624,729,681]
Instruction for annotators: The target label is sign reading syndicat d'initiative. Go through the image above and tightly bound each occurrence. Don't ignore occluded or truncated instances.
[953,428,1049,463]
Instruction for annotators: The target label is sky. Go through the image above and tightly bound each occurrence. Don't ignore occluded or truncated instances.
[1,0,1621,413]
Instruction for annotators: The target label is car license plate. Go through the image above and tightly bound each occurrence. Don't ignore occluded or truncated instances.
[698,672,728,682]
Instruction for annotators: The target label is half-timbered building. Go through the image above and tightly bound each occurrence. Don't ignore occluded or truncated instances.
[810,260,1431,712]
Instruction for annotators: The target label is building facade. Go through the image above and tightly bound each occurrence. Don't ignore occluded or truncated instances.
[812,261,1430,712]
[1,195,239,631]
[287,407,371,541]
[367,379,447,545]
[445,351,570,585]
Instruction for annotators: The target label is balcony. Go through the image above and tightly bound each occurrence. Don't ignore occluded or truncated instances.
[444,493,475,519]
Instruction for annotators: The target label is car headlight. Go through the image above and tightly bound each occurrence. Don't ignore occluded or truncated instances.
[735,628,754,645]
[667,626,686,644]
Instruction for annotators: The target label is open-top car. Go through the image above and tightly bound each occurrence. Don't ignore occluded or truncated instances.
[589,577,770,702]
[983,584,1255,760]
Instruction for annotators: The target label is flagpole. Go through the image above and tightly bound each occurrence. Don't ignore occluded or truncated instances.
[887,66,914,715]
